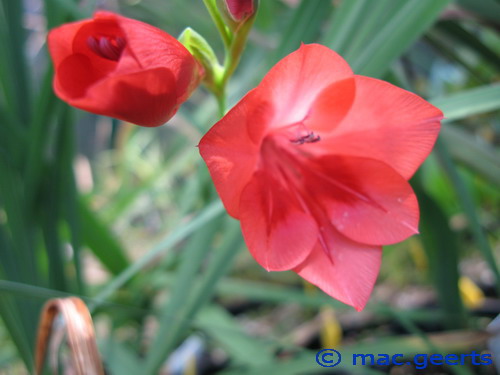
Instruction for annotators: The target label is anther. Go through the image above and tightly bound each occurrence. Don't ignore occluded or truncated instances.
[87,36,126,61]
[290,132,321,145]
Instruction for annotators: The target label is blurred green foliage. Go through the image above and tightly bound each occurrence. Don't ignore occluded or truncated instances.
[0,0,499,374]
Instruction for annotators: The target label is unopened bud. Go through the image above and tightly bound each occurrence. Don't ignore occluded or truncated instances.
[224,0,256,21]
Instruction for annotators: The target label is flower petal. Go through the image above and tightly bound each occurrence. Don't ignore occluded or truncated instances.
[48,18,94,65]
[113,12,203,103]
[304,77,356,134]
[54,54,104,100]
[294,228,381,311]
[199,91,272,217]
[320,76,442,179]
[304,155,419,245]
[258,44,353,128]
[239,171,318,271]
[67,67,178,127]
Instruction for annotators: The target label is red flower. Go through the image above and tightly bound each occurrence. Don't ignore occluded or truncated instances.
[48,11,203,127]
[199,44,442,310]
[224,0,256,21]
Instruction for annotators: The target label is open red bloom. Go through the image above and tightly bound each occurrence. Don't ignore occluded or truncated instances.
[199,44,442,310]
[48,11,203,127]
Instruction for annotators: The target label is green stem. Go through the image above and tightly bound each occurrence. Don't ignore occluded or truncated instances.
[212,16,256,117]
[216,90,226,117]
[202,0,232,48]
[201,0,257,118]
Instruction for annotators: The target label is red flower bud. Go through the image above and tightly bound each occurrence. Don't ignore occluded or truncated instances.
[48,11,203,127]
[224,0,256,21]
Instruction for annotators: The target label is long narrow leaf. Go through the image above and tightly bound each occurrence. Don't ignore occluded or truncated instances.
[431,84,500,122]
[434,139,500,294]
[79,198,130,276]
[91,200,224,309]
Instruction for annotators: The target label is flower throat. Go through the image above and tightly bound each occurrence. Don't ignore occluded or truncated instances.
[87,35,126,61]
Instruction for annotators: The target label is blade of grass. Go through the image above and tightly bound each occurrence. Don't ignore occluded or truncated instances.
[23,67,59,208]
[436,21,500,71]
[153,274,447,323]
[270,0,333,62]
[43,0,87,27]
[195,305,276,367]
[0,279,148,317]
[415,184,468,329]
[424,33,489,84]
[434,139,500,294]
[343,0,403,62]
[40,108,74,292]
[0,157,37,284]
[144,214,226,368]
[0,0,31,124]
[430,84,500,122]
[79,198,130,275]
[0,294,34,372]
[90,200,224,309]
[98,337,142,375]
[456,0,500,25]
[322,0,450,77]
[58,109,85,293]
[440,125,500,187]
[354,0,450,77]
[321,0,374,53]
[144,218,242,373]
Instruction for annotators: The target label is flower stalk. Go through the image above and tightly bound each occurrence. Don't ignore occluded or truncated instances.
[201,0,258,117]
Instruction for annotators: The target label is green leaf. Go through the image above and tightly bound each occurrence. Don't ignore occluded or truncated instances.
[322,0,450,77]
[322,0,398,55]
[271,0,333,62]
[0,0,31,124]
[435,21,500,72]
[144,217,242,373]
[431,84,500,122]
[0,294,34,373]
[215,277,347,309]
[423,33,489,85]
[98,337,142,375]
[433,139,500,294]
[415,183,468,329]
[91,200,225,309]
[79,198,130,276]
[455,0,500,25]
[440,125,500,187]
[196,305,275,367]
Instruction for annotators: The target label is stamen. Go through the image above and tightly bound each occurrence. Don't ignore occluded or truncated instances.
[283,120,321,145]
[290,131,321,145]
[87,36,126,61]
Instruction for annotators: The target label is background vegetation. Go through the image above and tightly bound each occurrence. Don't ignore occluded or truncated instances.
[0,0,499,373]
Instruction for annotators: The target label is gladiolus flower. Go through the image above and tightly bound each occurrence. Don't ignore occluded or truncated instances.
[48,11,203,127]
[199,44,442,310]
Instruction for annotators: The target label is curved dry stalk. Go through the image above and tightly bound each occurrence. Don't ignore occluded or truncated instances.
[35,297,104,375]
